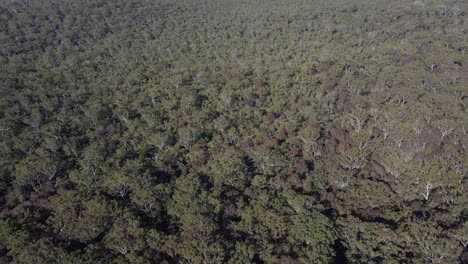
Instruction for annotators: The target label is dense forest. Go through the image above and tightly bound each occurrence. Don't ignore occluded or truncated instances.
[0,0,467,263]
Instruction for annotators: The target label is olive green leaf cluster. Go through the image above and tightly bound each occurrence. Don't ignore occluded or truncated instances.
[0,0,466,263]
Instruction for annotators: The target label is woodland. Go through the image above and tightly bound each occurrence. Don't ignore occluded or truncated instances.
[0,0,467,263]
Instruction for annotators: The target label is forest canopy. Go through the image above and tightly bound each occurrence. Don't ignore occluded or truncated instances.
[0,0,467,263]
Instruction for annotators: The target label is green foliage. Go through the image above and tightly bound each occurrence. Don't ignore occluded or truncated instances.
[287,211,336,262]
[0,0,466,262]
[48,191,117,243]
[104,212,146,257]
